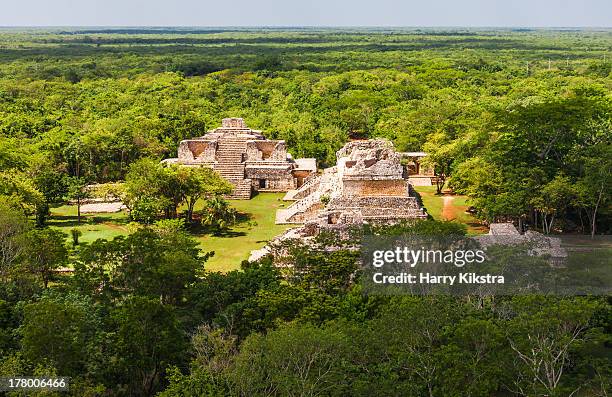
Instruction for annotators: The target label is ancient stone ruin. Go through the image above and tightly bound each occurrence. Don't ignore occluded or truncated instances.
[164,118,316,199]
[475,223,568,266]
[276,139,427,227]
[400,151,436,186]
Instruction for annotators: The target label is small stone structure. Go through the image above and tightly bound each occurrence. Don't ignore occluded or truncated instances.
[399,151,436,186]
[164,118,316,199]
[276,139,427,227]
[81,202,126,214]
[475,223,568,266]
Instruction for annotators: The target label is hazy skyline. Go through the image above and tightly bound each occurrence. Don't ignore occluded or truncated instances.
[1,0,611,27]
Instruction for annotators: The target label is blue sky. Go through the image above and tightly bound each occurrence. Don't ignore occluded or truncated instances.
[1,0,610,27]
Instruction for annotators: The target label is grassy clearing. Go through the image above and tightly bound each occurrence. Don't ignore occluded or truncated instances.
[49,193,294,273]
[196,193,295,273]
[413,186,488,235]
[48,189,485,271]
[48,205,130,244]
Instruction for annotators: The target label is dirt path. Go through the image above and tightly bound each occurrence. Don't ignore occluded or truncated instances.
[441,196,455,220]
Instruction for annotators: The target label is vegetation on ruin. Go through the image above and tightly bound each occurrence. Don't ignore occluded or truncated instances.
[0,28,610,396]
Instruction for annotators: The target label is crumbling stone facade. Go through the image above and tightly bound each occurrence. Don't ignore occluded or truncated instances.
[164,118,316,199]
[276,139,427,227]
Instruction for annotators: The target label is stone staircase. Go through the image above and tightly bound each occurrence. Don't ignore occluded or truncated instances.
[292,174,321,200]
[276,186,326,224]
[275,170,339,223]
[214,137,252,199]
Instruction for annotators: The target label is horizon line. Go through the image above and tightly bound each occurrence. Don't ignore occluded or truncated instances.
[1,25,611,30]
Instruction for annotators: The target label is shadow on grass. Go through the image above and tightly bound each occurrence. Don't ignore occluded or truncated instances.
[187,222,247,238]
[235,212,252,224]
[48,213,131,229]
[211,230,247,238]
[47,215,86,228]
[411,189,436,221]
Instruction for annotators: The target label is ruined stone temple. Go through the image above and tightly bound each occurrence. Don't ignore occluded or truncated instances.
[164,118,316,199]
[400,151,436,186]
[276,139,427,227]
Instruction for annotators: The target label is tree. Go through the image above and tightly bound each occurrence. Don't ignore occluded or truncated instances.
[20,293,102,376]
[232,323,350,396]
[423,133,458,194]
[123,160,232,223]
[531,175,576,234]
[0,172,45,218]
[278,239,359,294]
[123,159,172,223]
[0,201,30,283]
[179,166,232,224]
[111,297,187,397]
[188,261,280,325]
[369,297,463,397]
[200,197,237,234]
[31,161,70,226]
[505,297,601,397]
[75,223,205,304]
[574,144,611,237]
[31,162,70,204]
[67,176,90,225]
[437,318,506,397]
[20,228,68,289]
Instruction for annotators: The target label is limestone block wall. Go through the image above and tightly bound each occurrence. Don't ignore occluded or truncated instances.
[246,167,296,191]
[222,118,247,128]
[341,180,409,197]
[178,140,216,162]
[270,141,288,161]
[246,141,289,162]
[328,196,422,211]
[342,159,404,179]
[245,142,261,161]
[258,178,295,191]
[408,176,434,186]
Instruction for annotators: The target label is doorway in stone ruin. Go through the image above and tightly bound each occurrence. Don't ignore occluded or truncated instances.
[259,179,267,189]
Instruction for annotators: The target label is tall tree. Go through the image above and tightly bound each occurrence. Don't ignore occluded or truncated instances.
[20,229,68,288]
[0,201,30,283]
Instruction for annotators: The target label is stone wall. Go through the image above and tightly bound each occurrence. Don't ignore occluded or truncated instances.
[178,140,216,162]
[341,179,408,197]
[408,176,434,186]
[250,177,295,191]
[337,140,404,180]
[171,118,316,199]
[328,196,422,211]
[245,141,288,162]
[222,118,247,129]
[246,167,296,191]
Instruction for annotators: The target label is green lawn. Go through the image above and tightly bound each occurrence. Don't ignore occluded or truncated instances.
[196,193,295,272]
[48,205,130,244]
[48,193,294,273]
[413,186,488,235]
[414,186,444,218]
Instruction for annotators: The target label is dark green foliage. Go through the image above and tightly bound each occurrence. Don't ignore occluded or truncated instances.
[0,28,610,396]
[110,296,188,396]
[169,60,222,77]
[20,292,102,376]
[19,228,68,288]
[200,196,238,233]
[74,225,204,305]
